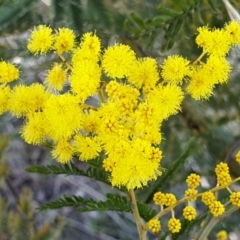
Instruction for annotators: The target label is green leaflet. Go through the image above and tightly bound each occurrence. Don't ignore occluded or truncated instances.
[157,6,180,18]
[129,12,145,29]
[146,30,157,49]
[151,16,168,27]
[161,19,184,50]
[137,202,157,222]
[124,19,142,36]
[171,0,188,11]
[172,19,184,36]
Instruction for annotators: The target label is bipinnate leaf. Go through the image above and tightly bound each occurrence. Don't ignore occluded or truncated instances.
[38,193,131,212]
[26,161,110,185]
[38,193,157,222]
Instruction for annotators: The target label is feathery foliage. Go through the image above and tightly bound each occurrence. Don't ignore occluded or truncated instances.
[26,161,111,185]
[38,193,158,223]
[38,193,131,212]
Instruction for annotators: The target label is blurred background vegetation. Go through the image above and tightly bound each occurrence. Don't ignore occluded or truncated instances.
[0,0,240,239]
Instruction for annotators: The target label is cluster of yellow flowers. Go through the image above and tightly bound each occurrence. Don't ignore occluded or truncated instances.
[149,173,200,233]
[148,152,240,234]
[0,21,240,192]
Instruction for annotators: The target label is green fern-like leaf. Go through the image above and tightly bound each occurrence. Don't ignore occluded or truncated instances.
[38,193,132,213]
[26,161,110,185]
[38,193,158,222]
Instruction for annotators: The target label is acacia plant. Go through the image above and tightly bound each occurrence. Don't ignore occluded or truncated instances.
[1,15,240,240]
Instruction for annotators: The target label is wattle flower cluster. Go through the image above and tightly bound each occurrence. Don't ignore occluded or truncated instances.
[149,159,240,234]
[0,21,240,191]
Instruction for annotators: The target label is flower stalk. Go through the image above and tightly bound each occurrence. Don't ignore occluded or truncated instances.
[129,189,147,240]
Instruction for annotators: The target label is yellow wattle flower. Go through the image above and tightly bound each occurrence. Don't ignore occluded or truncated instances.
[45,63,67,91]
[102,44,136,78]
[53,27,75,54]
[27,25,53,55]
[161,55,190,85]
[0,61,19,83]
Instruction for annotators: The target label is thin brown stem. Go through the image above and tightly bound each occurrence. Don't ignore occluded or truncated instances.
[56,52,72,71]
[129,189,147,240]
[98,89,105,103]
[192,51,206,65]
